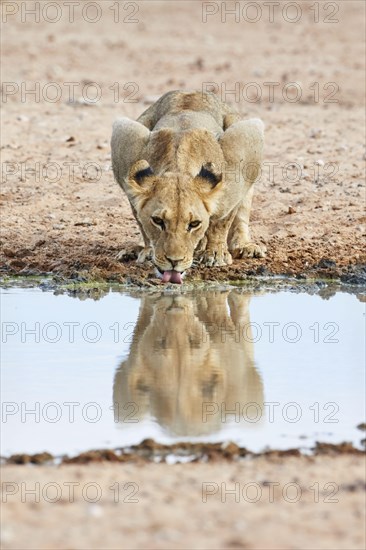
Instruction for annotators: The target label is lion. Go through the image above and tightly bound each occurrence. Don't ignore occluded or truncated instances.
[113,290,264,436]
[111,90,265,284]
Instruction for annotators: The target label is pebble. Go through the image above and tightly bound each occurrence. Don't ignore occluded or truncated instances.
[309,128,322,139]
[74,218,96,227]
[67,97,98,107]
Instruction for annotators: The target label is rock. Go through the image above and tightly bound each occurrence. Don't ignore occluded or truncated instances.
[74,218,96,227]
[309,128,322,139]
[317,258,337,269]
[340,272,366,285]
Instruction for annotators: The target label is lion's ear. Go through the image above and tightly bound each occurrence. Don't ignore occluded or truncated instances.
[196,162,223,191]
[111,118,150,188]
[125,160,154,199]
[130,160,154,185]
[195,162,224,214]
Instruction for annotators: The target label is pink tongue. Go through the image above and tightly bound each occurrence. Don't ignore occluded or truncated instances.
[162,270,183,284]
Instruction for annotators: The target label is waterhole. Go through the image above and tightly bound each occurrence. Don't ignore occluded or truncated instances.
[1,286,364,456]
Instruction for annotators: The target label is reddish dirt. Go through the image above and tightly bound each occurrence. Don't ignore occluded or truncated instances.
[1,1,365,284]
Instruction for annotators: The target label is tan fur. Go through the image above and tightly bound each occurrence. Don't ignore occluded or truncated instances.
[111,91,265,273]
[113,291,264,436]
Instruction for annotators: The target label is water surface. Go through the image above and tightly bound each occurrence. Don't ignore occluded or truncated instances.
[1,287,364,455]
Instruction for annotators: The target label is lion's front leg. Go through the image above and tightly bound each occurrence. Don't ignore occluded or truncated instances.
[199,211,237,267]
[228,187,266,259]
[116,204,152,263]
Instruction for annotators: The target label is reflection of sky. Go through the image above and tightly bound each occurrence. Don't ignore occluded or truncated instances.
[1,288,365,455]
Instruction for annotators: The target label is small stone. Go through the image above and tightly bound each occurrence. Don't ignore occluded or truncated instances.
[74,218,96,227]
[309,128,322,139]
[193,57,204,70]
[288,206,296,214]
[67,97,98,107]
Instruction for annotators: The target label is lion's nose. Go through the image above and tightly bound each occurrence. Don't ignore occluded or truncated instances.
[165,256,184,269]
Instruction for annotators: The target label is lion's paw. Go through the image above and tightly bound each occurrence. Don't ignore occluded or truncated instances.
[137,246,153,264]
[230,241,266,259]
[116,247,138,262]
[116,244,152,263]
[199,248,233,267]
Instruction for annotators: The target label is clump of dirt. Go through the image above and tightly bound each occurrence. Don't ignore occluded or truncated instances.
[62,449,138,464]
[4,440,364,466]
[1,245,365,286]
[6,452,54,465]
[313,442,365,455]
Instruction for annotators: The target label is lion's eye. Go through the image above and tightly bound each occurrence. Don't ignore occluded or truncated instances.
[188,220,201,231]
[151,216,165,230]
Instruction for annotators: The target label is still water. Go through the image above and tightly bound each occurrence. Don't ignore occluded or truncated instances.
[1,287,365,456]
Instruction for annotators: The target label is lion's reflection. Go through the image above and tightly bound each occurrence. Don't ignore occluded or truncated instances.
[113,291,263,436]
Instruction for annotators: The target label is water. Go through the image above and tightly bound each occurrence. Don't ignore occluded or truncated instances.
[1,287,365,456]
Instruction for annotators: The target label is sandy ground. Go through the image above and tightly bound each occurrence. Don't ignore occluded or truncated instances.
[1,455,366,550]
[1,1,365,283]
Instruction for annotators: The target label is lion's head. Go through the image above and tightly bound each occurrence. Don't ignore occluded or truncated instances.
[113,124,227,283]
[126,161,223,282]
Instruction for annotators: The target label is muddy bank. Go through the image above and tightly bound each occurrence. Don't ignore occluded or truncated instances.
[3,439,365,467]
[1,237,365,286]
